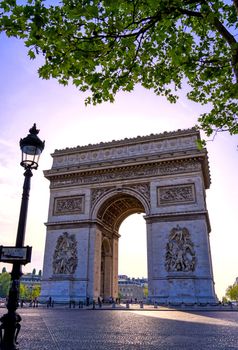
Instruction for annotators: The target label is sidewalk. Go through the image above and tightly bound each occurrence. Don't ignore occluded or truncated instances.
[12,301,238,312]
[1,306,238,349]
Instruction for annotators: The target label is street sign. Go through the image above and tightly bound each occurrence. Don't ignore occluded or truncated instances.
[0,246,32,264]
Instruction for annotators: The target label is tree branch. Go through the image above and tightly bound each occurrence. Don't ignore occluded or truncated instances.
[233,0,238,16]
[178,8,203,18]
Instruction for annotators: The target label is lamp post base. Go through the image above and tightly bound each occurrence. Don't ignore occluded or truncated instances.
[0,277,22,350]
[0,311,21,350]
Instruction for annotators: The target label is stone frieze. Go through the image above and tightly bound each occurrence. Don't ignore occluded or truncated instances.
[53,195,85,215]
[52,134,198,168]
[158,184,195,206]
[50,160,201,188]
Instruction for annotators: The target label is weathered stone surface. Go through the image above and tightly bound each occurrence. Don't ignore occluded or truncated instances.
[40,128,216,303]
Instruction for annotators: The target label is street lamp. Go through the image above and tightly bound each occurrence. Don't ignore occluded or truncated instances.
[0,124,44,350]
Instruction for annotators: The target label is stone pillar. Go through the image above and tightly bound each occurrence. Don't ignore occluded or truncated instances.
[87,225,102,300]
[146,215,216,304]
[112,235,119,299]
[103,255,112,298]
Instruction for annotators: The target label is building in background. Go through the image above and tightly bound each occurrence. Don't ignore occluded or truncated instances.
[20,270,42,288]
[118,275,147,301]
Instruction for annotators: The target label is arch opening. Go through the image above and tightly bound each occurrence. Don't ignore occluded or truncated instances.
[118,213,147,279]
[97,193,145,232]
[98,193,146,300]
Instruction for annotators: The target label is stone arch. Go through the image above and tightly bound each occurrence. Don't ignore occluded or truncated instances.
[93,190,148,300]
[91,187,149,232]
[41,129,217,304]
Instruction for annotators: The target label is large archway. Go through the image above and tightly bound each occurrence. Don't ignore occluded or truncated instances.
[41,129,217,304]
[94,192,146,300]
[118,213,147,278]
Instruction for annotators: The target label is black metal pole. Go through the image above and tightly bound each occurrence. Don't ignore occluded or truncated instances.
[15,168,32,249]
[0,168,32,350]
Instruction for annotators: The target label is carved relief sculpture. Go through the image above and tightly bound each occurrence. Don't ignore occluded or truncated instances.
[91,183,150,209]
[158,184,195,206]
[129,183,150,202]
[91,187,113,208]
[54,196,84,215]
[52,232,78,274]
[165,226,196,272]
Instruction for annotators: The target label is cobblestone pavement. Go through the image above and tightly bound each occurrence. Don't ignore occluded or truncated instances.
[1,306,238,349]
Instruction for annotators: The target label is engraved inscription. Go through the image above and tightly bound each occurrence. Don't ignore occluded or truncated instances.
[54,195,85,215]
[158,184,195,206]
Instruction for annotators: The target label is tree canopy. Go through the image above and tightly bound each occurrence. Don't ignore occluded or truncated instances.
[0,0,238,138]
[226,283,238,301]
[0,272,10,297]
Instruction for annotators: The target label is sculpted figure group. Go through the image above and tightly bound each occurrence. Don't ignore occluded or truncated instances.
[52,232,78,275]
[165,225,196,272]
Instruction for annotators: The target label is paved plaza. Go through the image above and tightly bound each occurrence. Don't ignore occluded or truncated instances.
[1,305,238,349]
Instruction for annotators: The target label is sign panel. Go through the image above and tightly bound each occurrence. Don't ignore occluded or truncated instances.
[0,246,32,264]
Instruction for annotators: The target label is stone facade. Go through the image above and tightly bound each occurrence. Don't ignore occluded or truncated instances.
[118,280,144,301]
[40,128,217,303]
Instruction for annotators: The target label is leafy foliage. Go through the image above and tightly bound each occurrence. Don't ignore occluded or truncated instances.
[225,283,238,301]
[19,283,41,300]
[0,0,238,137]
[0,272,11,297]
[0,271,41,300]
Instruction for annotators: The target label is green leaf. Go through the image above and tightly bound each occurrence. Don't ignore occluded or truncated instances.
[0,0,237,138]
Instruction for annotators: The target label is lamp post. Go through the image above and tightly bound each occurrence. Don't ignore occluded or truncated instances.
[0,124,44,350]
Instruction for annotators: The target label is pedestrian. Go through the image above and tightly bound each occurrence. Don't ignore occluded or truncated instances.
[47,296,52,308]
[98,296,102,308]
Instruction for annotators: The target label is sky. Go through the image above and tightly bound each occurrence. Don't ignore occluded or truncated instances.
[0,33,237,300]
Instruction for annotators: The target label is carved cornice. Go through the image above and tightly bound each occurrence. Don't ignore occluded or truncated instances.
[44,128,211,189]
[49,129,203,173]
[54,127,199,154]
[144,210,211,233]
[45,219,98,230]
[46,158,209,189]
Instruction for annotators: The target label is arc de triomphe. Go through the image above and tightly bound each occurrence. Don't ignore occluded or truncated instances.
[40,128,217,303]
